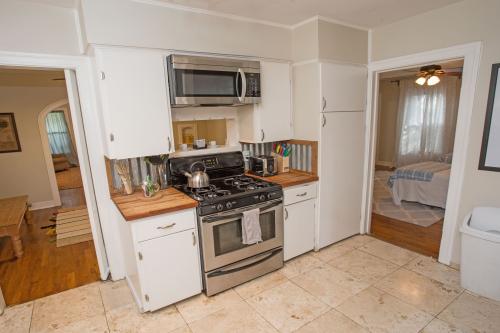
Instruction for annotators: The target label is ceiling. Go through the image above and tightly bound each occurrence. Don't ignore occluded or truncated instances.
[150,0,462,28]
[23,0,462,28]
[0,68,66,87]
[379,59,464,80]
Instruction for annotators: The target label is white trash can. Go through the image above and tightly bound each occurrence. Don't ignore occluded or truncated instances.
[460,207,500,301]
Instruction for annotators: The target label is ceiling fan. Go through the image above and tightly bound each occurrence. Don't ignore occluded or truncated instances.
[415,64,445,86]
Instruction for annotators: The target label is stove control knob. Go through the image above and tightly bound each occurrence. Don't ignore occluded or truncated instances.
[267,193,273,199]
[259,194,266,201]
[216,203,224,211]
[226,202,233,209]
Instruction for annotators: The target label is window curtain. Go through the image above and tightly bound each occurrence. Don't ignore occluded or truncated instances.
[45,111,78,165]
[394,76,461,167]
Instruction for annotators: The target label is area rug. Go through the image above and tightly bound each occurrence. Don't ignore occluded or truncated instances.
[372,170,445,227]
[56,167,83,190]
[55,206,93,247]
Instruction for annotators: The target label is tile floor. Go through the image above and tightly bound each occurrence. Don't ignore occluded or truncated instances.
[2,235,500,333]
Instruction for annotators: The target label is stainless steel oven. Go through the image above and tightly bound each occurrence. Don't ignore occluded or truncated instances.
[199,199,283,295]
[166,54,261,107]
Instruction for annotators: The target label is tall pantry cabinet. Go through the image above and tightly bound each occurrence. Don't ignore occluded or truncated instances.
[294,62,367,249]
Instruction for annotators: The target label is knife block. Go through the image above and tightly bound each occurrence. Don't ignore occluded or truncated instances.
[272,153,289,173]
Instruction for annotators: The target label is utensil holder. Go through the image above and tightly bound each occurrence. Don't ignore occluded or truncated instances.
[271,153,289,173]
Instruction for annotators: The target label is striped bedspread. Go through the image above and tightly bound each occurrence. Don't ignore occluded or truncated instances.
[388,161,451,188]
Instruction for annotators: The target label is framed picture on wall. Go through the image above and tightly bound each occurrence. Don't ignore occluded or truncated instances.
[0,113,21,153]
[479,63,500,171]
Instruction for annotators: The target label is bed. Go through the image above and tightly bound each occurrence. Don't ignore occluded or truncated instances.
[388,161,451,209]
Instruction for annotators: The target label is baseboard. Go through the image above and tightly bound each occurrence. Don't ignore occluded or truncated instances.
[30,200,58,210]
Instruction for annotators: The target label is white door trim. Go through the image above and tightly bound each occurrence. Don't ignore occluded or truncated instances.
[0,51,112,279]
[37,98,69,209]
[361,42,482,265]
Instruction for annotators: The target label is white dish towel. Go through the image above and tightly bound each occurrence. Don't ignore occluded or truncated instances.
[241,208,262,245]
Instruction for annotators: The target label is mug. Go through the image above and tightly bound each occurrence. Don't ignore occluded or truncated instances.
[180,143,188,151]
[209,140,217,148]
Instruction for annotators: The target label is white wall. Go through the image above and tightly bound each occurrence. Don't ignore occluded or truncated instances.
[376,80,399,165]
[0,0,81,55]
[0,86,68,205]
[371,0,500,264]
[80,0,292,60]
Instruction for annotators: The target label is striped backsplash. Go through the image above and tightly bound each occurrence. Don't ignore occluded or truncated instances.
[241,141,313,173]
[109,141,315,191]
[110,157,166,191]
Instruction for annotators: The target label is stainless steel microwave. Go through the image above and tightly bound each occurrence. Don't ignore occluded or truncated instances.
[166,54,261,107]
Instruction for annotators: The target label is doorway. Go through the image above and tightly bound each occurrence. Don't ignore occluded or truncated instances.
[361,42,482,265]
[370,60,463,257]
[0,68,100,305]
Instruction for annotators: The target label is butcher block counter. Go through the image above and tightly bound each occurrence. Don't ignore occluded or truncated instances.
[247,170,318,188]
[112,187,198,221]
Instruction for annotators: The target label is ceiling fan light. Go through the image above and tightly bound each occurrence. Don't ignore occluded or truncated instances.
[427,75,440,86]
[415,76,427,85]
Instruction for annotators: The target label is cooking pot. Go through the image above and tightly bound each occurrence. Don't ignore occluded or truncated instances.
[183,161,210,188]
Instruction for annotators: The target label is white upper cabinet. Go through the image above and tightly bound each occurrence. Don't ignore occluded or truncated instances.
[320,63,367,112]
[93,46,174,159]
[239,61,292,143]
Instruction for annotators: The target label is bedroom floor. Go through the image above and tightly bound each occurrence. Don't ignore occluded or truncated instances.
[3,236,500,333]
[371,170,444,258]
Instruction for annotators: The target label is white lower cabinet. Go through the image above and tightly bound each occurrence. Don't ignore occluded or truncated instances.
[118,207,202,312]
[283,183,317,261]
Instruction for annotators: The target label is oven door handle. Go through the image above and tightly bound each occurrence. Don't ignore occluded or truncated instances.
[207,248,282,278]
[202,200,282,223]
[203,213,243,223]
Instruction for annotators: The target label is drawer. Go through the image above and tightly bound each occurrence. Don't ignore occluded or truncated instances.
[132,209,196,242]
[284,182,317,205]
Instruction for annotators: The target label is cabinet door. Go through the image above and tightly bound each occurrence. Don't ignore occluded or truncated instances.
[257,61,292,142]
[318,111,364,248]
[320,63,367,112]
[95,47,174,159]
[137,229,202,311]
[284,199,315,261]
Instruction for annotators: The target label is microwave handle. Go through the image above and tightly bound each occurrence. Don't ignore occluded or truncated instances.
[237,68,247,102]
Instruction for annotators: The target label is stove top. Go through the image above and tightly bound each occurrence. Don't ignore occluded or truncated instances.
[175,176,274,201]
[169,152,283,215]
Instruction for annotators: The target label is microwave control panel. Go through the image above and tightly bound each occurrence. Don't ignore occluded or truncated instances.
[246,73,261,97]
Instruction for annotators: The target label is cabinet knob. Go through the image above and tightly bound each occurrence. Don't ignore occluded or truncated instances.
[100,71,106,80]
[322,114,326,127]
[296,192,308,197]
[192,231,196,246]
[260,129,265,142]
[284,208,288,220]
[110,133,115,142]
[168,137,172,151]
[322,97,326,111]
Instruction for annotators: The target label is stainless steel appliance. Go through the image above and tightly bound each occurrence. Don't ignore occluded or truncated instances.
[183,161,210,189]
[248,155,278,177]
[169,152,283,296]
[166,55,261,107]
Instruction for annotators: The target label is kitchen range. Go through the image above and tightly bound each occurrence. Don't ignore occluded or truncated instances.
[168,152,284,296]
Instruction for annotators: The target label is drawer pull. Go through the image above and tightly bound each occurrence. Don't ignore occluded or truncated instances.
[296,192,308,197]
[157,222,176,229]
[284,208,289,220]
[192,231,196,246]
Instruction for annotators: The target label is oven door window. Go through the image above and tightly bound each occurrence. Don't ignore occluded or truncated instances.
[213,211,276,256]
[175,69,237,97]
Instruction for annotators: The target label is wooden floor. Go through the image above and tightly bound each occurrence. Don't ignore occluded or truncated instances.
[56,166,83,190]
[0,187,100,306]
[370,213,443,258]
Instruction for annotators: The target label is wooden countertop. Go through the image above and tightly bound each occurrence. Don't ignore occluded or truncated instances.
[112,188,198,221]
[247,170,318,188]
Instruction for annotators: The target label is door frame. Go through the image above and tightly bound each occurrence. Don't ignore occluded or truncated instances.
[0,51,112,279]
[38,98,70,208]
[360,42,482,265]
